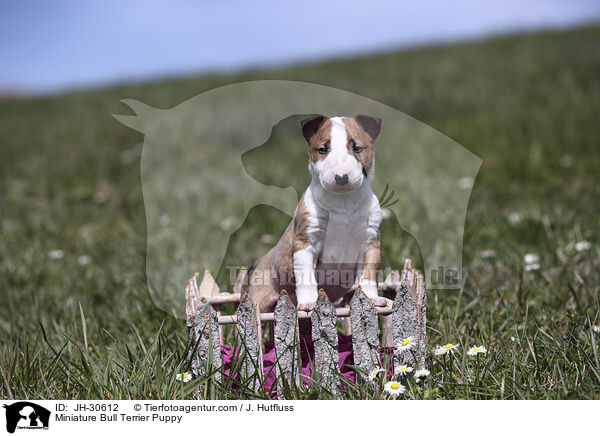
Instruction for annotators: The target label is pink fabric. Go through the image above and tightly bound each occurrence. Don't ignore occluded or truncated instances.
[221,333,394,395]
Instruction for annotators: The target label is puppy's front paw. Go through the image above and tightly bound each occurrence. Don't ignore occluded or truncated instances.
[360,281,379,299]
[296,286,318,312]
[359,281,390,308]
[370,296,393,308]
[297,301,317,312]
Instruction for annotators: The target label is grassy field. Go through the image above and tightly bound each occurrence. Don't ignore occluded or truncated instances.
[1,24,600,400]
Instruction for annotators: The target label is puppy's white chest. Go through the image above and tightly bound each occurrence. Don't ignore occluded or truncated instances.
[321,211,369,265]
[301,181,379,267]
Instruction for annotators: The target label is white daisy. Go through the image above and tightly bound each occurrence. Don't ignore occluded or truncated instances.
[396,336,415,352]
[524,263,540,272]
[176,372,192,383]
[414,368,430,378]
[523,253,539,264]
[457,177,474,190]
[593,326,600,333]
[48,250,64,260]
[395,365,413,375]
[560,154,573,168]
[260,234,276,245]
[575,241,592,252]
[92,190,109,204]
[368,367,385,381]
[435,343,460,356]
[77,255,91,266]
[384,381,405,396]
[467,346,488,356]
[508,212,521,224]
[480,249,497,259]
[219,215,236,231]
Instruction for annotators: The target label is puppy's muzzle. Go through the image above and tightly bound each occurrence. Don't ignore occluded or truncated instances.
[335,173,349,186]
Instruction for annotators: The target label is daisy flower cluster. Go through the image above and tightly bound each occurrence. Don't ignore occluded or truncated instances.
[575,240,592,252]
[395,365,413,375]
[434,343,459,355]
[396,336,416,352]
[368,367,386,381]
[366,366,408,397]
[414,368,430,378]
[371,334,435,397]
[383,365,432,396]
[467,346,487,356]
[384,381,405,395]
[176,372,192,383]
[434,342,489,357]
[523,253,540,272]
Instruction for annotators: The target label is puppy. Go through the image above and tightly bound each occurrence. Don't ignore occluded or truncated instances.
[242,114,383,312]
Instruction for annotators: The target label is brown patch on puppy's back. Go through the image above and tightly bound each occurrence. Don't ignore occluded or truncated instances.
[293,194,310,252]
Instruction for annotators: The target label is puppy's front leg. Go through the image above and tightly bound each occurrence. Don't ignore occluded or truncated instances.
[357,195,385,306]
[358,239,384,303]
[293,247,319,312]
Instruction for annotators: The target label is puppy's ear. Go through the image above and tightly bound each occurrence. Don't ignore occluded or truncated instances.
[300,115,326,142]
[355,114,382,140]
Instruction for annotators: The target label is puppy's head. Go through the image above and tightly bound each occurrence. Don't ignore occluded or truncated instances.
[301,115,381,193]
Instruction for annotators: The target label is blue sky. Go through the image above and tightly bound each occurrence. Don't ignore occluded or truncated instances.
[1,0,599,93]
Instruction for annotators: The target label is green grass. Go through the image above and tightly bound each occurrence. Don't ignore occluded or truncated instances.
[2,24,600,399]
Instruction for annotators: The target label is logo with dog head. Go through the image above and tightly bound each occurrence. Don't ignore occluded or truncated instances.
[3,402,50,433]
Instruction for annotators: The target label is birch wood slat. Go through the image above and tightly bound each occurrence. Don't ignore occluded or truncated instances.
[349,288,381,381]
[198,269,224,346]
[379,270,401,348]
[235,296,264,391]
[311,290,340,395]
[392,259,427,370]
[188,297,223,382]
[273,291,301,398]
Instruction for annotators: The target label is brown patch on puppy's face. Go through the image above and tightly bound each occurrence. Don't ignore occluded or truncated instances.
[301,116,332,164]
[342,116,380,177]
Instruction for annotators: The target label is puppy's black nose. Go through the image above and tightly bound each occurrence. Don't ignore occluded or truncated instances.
[335,174,349,185]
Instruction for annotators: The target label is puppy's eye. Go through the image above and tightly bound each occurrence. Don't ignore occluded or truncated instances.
[353,143,363,153]
[317,142,329,155]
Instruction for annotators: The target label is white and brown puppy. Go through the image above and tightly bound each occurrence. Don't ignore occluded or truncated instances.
[242,114,384,312]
